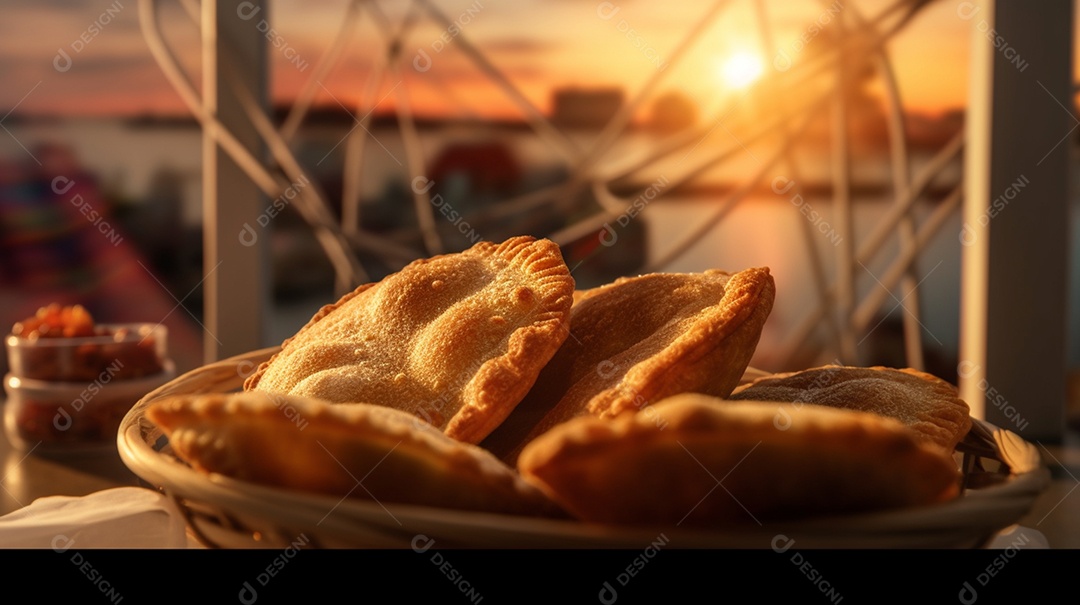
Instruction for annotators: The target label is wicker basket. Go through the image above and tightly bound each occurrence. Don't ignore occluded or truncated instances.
[117,348,1051,549]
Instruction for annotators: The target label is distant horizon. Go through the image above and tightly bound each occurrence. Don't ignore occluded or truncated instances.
[0,2,1009,123]
[3,98,969,123]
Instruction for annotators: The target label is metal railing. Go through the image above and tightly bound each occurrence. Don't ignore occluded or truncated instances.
[140,0,1072,439]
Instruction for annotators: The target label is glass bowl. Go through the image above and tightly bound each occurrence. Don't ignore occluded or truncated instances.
[4,362,175,452]
[6,324,168,382]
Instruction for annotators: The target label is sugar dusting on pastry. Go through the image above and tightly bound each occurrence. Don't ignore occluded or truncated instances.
[243,236,575,444]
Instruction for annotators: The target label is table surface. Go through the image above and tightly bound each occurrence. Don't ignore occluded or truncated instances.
[0,426,144,516]
[3,406,1080,548]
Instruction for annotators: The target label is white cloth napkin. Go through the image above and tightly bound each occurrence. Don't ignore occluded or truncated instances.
[0,487,195,548]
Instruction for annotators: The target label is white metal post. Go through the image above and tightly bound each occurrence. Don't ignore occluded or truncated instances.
[202,0,269,361]
[961,0,1072,441]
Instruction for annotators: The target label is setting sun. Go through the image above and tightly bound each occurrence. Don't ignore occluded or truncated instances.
[719,50,765,90]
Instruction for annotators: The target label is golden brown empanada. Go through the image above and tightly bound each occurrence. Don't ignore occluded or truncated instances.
[147,392,564,517]
[517,394,961,527]
[481,267,774,462]
[244,236,575,444]
[729,365,972,453]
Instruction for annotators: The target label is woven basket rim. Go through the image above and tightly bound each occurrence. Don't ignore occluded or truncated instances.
[116,348,1051,548]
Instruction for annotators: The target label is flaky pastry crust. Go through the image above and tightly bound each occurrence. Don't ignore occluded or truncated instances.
[730,365,972,453]
[245,236,574,444]
[148,392,564,517]
[482,267,774,463]
[517,394,961,526]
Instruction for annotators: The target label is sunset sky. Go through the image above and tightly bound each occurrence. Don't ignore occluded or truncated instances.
[0,0,1015,122]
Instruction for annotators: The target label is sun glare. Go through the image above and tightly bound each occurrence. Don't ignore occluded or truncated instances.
[719,51,765,90]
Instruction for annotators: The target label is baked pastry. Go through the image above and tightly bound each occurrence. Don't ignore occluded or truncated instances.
[481,267,774,462]
[517,394,962,527]
[729,365,972,453]
[244,236,575,444]
[147,392,564,517]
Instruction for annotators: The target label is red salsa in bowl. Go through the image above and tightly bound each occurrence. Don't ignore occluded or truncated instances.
[3,304,174,451]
